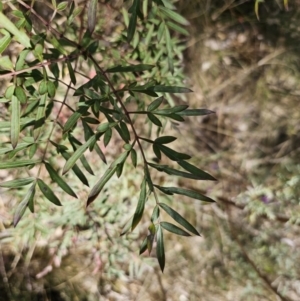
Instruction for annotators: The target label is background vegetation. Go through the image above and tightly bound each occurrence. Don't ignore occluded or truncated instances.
[1,0,300,300]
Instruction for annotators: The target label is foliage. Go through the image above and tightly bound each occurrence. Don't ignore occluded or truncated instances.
[0,0,215,276]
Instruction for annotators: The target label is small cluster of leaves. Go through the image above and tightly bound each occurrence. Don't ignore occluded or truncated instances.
[0,0,216,271]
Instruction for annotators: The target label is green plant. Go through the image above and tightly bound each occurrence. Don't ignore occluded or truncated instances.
[0,0,216,273]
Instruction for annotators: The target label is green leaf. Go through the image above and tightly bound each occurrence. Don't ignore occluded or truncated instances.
[148,85,192,93]
[104,128,112,147]
[15,49,30,71]
[15,86,27,104]
[160,222,191,236]
[254,0,264,20]
[132,177,147,231]
[154,106,188,116]
[52,0,57,8]
[156,225,165,272]
[47,81,56,98]
[0,11,30,48]
[0,142,32,156]
[0,55,13,70]
[5,85,15,99]
[11,95,20,149]
[97,122,110,133]
[116,162,125,178]
[33,94,47,141]
[39,80,48,95]
[157,22,165,43]
[139,237,147,254]
[29,143,37,159]
[57,1,68,11]
[60,150,89,186]
[169,113,185,122]
[94,143,107,164]
[37,178,62,206]
[153,144,162,161]
[178,160,216,181]
[0,159,41,169]
[13,183,36,227]
[147,223,156,254]
[159,6,189,26]
[158,144,191,161]
[127,0,139,42]
[131,148,137,167]
[62,135,97,175]
[159,202,200,236]
[114,124,129,143]
[81,29,92,49]
[123,143,132,151]
[0,177,35,188]
[106,64,154,73]
[68,136,94,175]
[131,87,158,97]
[87,0,97,34]
[169,105,189,113]
[33,43,43,61]
[148,112,162,127]
[151,206,160,222]
[67,61,76,85]
[0,30,12,54]
[147,96,164,111]
[87,165,117,206]
[177,109,215,116]
[28,186,35,213]
[164,26,173,73]
[45,163,77,198]
[144,165,154,192]
[63,111,83,133]
[156,186,214,203]
[149,163,210,181]
[120,121,131,141]
[166,21,189,36]
[154,136,177,144]
[49,62,60,78]
[153,0,165,6]
[86,41,98,54]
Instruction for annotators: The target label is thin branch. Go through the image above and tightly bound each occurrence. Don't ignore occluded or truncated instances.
[0,56,77,79]
[88,55,149,165]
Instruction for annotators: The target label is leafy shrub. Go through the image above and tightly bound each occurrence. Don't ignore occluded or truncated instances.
[0,0,215,274]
